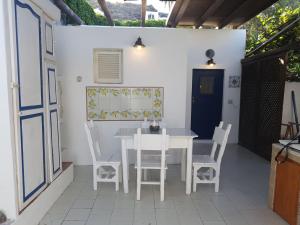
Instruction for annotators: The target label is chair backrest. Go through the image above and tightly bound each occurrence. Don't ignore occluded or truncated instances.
[134,128,169,170]
[84,120,101,162]
[209,121,231,164]
[134,128,169,151]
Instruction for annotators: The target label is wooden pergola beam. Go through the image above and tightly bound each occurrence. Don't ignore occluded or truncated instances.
[219,0,278,29]
[54,0,84,25]
[141,0,147,27]
[97,0,114,26]
[167,0,191,28]
[173,0,190,27]
[166,0,182,27]
[195,0,224,28]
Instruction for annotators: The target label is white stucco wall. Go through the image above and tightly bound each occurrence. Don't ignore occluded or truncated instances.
[55,26,246,165]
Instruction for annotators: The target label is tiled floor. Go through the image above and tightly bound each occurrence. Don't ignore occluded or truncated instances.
[39,144,288,225]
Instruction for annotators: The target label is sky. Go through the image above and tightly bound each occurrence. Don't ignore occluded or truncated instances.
[106,0,173,13]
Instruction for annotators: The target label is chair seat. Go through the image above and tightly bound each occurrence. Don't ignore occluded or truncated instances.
[96,153,121,165]
[193,155,216,165]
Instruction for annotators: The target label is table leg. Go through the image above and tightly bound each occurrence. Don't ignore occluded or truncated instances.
[121,139,129,193]
[186,138,193,195]
[181,148,186,181]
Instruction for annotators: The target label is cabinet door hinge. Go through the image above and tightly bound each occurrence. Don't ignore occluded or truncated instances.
[11,82,19,89]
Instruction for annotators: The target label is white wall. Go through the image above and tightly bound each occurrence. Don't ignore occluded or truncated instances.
[0,0,18,219]
[282,82,300,134]
[55,26,246,165]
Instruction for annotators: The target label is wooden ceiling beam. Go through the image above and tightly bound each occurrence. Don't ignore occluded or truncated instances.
[167,0,182,27]
[172,0,191,28]
[167,0,192,28]
[141,0,147,27]
[97,0,114,26]
[219,0,278,29]
[195,0,224,28]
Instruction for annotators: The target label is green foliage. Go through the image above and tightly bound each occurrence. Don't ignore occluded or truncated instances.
[242,0,300,81]
[64,0,108,25]
[64,0,166,28]
[244,5,300,54]
[287,50,300,81]
[114,19,165,27]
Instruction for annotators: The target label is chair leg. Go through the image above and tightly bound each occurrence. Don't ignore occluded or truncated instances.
[193,166,198,192]
[137,168,141,201]
[209,168,214,180]
[143,169,148,181]
[93,166,98,191]
[115,166,119,192]
[215,169,220,192]
[160,169,165,201]
[119,165,123,183]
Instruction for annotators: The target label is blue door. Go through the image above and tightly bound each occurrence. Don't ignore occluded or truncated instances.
[191,69,224,139]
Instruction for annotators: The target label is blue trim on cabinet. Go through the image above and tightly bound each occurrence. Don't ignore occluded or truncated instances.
[15,0,44,111]
[20,113,46,202]
[47,68,57,105]
[45,22,54,55]
[50,109,61,175]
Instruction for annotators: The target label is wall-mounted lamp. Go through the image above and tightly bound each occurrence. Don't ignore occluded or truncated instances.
[133,37,145,50]
[206,49,216,66]
[278,57,285,65]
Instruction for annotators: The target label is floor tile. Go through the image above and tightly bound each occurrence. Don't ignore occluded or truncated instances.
[86,211,112,225]
[72,199,94,209]
[155,209,180,225]
[133,210,157,225]
[61,221,86,225]
[203,222,227,225]
[64,209,90,221]
[41,144,289,225]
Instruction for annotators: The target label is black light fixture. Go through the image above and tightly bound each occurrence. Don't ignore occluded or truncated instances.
[205,49,216,66]
[133,36,145,49]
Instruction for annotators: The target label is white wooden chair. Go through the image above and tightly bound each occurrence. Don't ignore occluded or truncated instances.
[84,121,121,191]
[141,118,168,181]
[134,128,169,201]
[192,122,231,192]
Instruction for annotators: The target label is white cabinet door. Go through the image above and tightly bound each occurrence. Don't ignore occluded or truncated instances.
[13,0,47,210]
[45,62,62,181]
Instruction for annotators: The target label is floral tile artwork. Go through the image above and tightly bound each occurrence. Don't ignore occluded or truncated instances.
[86,87,164,121]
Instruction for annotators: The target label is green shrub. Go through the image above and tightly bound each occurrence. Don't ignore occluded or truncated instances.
[64,0,108,25]
[114,19,166,27]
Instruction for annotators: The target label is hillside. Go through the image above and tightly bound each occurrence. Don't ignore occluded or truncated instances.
[87,0,162,20]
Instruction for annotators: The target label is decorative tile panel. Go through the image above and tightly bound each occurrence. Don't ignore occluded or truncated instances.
[86,87,164,121]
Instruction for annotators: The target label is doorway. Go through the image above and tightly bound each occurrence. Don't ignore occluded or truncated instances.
[191,69,224,139]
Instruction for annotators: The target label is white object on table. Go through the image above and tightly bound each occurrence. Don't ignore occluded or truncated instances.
[84,121,121,191]
[135,128,169,201]
[192,122,231,192]
[279,140,300,151]
[115,128,197,194]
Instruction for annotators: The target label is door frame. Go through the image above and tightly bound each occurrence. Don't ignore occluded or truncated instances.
[190,68,225,139]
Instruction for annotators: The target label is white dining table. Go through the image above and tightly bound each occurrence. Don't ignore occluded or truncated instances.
[114,128,198,195]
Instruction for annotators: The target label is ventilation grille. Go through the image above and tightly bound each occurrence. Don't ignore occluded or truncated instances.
[93,49,123,83]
